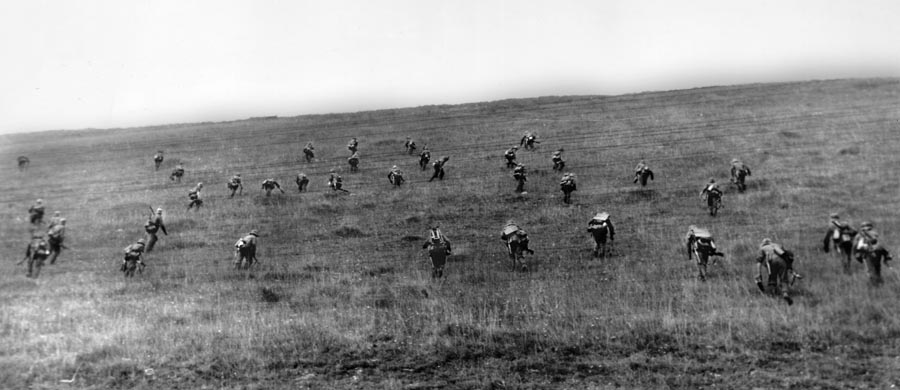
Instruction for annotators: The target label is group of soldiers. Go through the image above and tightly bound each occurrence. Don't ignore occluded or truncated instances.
[20,200,67,278]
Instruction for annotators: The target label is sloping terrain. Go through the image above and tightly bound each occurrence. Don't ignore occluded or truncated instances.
[1,78,899,389]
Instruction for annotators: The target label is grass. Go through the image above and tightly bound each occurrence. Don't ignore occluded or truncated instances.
[1,78,900,388]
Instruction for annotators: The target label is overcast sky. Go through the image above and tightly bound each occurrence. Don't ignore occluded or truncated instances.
[0,0,898,134]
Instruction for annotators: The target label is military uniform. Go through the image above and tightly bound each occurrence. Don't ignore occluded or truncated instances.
[28,200,45,224]
[858,239,893,286]
[504,147,518,168]
[404,138,417,155]
[122,239,147,272]
[328,173,349,192]
[388,166,404,186]
[422,227,452,278]
[187,183,203,210]
[348,152,360,172]
[429,157,449,182]
[47,219,66,264]
[685,226,724,281]
[154,151,164,170]
[145,209,167,252]
[303,143,315,162]
[171,165,185,182]
[756,239,799,302]
[552,150,565,171]
[419,147,431,170]
[228,174,243,197]
[588,213,615,257]
[47,211,63,229]
[296,173,309,192]
[23,235,51,278]
[234,230,259,269]
[261,179,284,196]
[513,164,527,193]
[348,138,358,154]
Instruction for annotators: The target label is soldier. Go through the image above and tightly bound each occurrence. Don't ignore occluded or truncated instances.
[429,156,449,182]
[857,237,893,286]
[756,238,802,296]
[328,172,349,193]
[348,152,360,173]
[633,160,654,186]
[17,155,29,171]
[170,164,185,182]
[303,142,315,163]
[21,233,52,278]
[560,172,577,203]
[422,225,452,278]
[404,137,417,155]
[347,137,359,154]
[513,164,527,193]
[28,199,45,225]
[823,213,857,272]
[122,238,147,272]
[853,221,879,263]
[187,182,203,210]
[227,173,243,197]
[261,178,285,196]
[144,208,167,252]
[587,212,615,257]
[234,229,259,269]
[699,178,724,215]
[296,173,309,192]
[520,132,539,150]
[730,158,752,191]
[684,225,725,281]
[504,146,518,168]
[153,151,164,171]
[419,146,431,170]
[388,165,405,186]
[47,219,66,264]
[48,211,63,229]
[552,149,565,171]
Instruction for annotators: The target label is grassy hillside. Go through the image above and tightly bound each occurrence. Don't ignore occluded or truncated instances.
[1,78,899,389]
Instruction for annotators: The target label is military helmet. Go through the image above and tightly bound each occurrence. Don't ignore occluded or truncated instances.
[861,221,874,229]
[54,211,61,216]
[731,158,739,164]
[249,229,259,236]
[709,178,716,183]
[36,199,43,204]
[830,212,839,219]
[156,208,163,214]
[197,182,204,188]
[137,238,146,245]
[60,218,66,224]
[392,165,398,170]
[236,173,241,176]
[761,238,771,246]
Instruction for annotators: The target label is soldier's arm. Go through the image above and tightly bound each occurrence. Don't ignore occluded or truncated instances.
[160,223,168,235]
[746,167,751,176]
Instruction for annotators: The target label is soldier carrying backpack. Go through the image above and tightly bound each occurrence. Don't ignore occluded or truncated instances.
[144,208,167,252]
[685,225,725,281]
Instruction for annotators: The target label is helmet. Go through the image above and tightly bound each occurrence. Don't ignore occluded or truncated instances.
[60,218,66,224]
[392,165,398,170]
[137,238,146,245]
[156,208,163,214]
[761,238,771,246]
[512,146,518,150]
[54,211,61,216]
[249,229,259,236]
[731,158,739,164]
[197,182,203,188]
[861,221,874,229]
[709,178,716,183]
[830,212,839,219]
[36,199,43,204]
[236,173,241,176]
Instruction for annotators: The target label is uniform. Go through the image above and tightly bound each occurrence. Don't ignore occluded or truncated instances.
[144,209,167,252]
[296,173,309,192]
[388,166,405,186]
[47,211,63,229]
[348,138,358,154]
[122,239,147,272]
[699,180,723,214]
[730,159,751,190]
[23,235,52,278]
[303,143,315,162]
[504,147,518,168]
[228,174,243,197]
[823,213,856,271]
[234,230,259,269]
[170,165,185,182]
[28,200,45,224]
[429,157,449,182]
[587,213,615,257]
[419,147,431,170]
[520,133,539,150]
[552,150,565,171]
[685,226,724,281]
[47,219,66,264]
[261,179,284,196]
[404,138,417,154]
[187,183,203,210]
[328,173,349,192]
[348,152,360,172]
[756,239,800,302]
[422,227,452,278]
[513,164,527,193]
[154,151,164,170]
[633,161,654,185]
[858,239,892,286]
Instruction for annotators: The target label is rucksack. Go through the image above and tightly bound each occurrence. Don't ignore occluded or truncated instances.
[189,190,199,200]
[144,219,159,233]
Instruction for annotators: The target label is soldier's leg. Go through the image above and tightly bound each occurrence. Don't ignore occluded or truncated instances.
[27,256,34,277]
[697,253,708,281]
[32,256,44,278]
[146,233,158,252]
[866,257,883,286]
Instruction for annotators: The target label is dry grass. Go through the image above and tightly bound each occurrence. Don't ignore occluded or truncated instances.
[1,79,900,388]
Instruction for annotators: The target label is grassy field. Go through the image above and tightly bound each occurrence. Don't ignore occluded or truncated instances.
[1,78,899,389]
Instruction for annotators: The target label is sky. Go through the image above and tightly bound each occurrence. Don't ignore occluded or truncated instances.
[0,0,898,134]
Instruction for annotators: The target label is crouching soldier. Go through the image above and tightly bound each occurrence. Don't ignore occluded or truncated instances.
[587,212,615,257]
[328,172,349,193]
[261,178,284,196]
[187,183,203,210]
[504,146,518,169]
[296,173,309,192]
[685,225,725,281]
[422,225,452,278]
[122,238,146,276]
[234,229,259,269]
[227,173,243,197]
[20,234,52,278]
[501,221,534,271]
[756,238,802,304]
[47,219,66,264]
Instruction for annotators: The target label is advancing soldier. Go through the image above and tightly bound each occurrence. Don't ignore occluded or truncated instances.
[17,155,29,171]
[227,173,243,197]
[303,142,315,163]
[560,172,577,204]
[28,199,45,225]
[504,146,518,169]
[422,225,452,279]
[348,152,360,173]
[730,158,752,192]
[853,221,879,263]
[144,208,167,252]
[756,238,802,304]
[234,229,259,269]
[513,164,527,193]
[552,149,565,171]
[187,183,203,210]
[153,150,164,171]
[47,219,67,264]
[388,165,405,187]
[823,213,857,272]
[170,164,185,182]
[633,160,654,186]
[404,137,417,155]
[429,156,449,182]
[685,225,725,281]
[122,238,147,274]
[520,132,539,150]
[501,221,534,271]
[328,172,350,193]
[347,137,359,154]
[699,178,724,216]
[20,233,52,278]
[48,211,63,229]
[857,237,893,286]
[419,146,431,170]
[261,178,285,196]
[587,212,615,257]
[296,173,309,192]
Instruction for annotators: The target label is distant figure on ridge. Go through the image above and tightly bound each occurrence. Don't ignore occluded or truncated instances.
[17,156,30,171]
[153,151,164,171]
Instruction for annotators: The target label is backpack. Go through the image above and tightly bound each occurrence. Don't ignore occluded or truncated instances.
[144,219,159,233]
[189,190,199,200]
[34,240,51,256]
[124,245,142,260]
